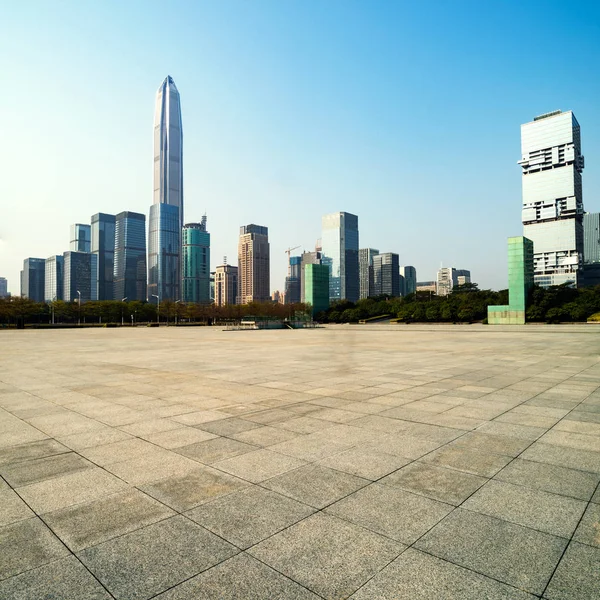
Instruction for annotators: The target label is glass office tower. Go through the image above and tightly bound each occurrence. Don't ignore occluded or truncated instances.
[182,216,211,303]
[400,266,417,296]
[519,110,584,287]
[583,213,600,265]
[21,258,45,301]
[373,253,400,297]
[114,211,147,301]
[0,277,7,298]
[321,212,359,302]
[91,213,115,301]
[63,252,97,302]
[70,224,91,252]
[284,256,302,304]
[45,255,64,302]
[305,263,330,317]
[148,75,183,301]
[359,248,379,299]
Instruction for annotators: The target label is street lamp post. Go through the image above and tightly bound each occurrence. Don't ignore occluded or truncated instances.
[76,290,81,326]
[152,294,160,325]
[121,297,127,326]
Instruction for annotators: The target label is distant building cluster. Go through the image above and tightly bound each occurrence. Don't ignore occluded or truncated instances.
[12,84,600,315]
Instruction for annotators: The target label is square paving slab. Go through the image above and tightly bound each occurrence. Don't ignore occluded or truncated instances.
[1,325,600,598]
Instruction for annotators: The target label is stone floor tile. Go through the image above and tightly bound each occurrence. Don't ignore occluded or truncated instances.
[230,425,300,447]
[572,502,600,548]
[475,421,546,440]
[0,517,69,579]
[544,541,600,599]
[462,480,586,538]
[272,415,336,434]
[494,458,600,501]
[382,461,487,505]
[119,418,182,436]
[79,438,166,466]
[539,429,600,453]
[495,411,559,429]
[249,512,403,599]
[196,417,262,436]
[268,433,350,462]
[16,467,128,514]
[187,486,314,549]
[366,433,445,459]
[520,442,600,474]
[421,445,512,477]
[0,489,34,526]
[78,515,237,600]
[140,466,249,511]
[349,548,536,599]
[213,448,307,483]
[154,553,320,599]
[262,464,369,509]
[58,428,133,450]
[142,426,217,448]
[0,452,94,487]
[318,447,411,480]
[175,437,257,464]
[415,508,567,595]
[0,555,112,599]
[450,431,532,457]
[326,482,453,544]
[44,489,176,552]
[105,452,202,485]
[0,438,69,466]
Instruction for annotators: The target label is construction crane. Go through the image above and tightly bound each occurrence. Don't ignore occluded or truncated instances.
[284,246,301,277]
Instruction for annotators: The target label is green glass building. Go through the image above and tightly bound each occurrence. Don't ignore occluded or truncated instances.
[182,217,210,303]
[488,236,534,325]
[304,263,329,317]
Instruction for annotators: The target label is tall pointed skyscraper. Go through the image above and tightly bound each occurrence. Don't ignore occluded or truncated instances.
[148,76,184,302]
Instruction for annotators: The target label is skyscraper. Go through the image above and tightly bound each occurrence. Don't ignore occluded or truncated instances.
[519,110,584,287]
[300,248,322,303]
[182,216,211,303]
[114,211,147,302]
[373,253,400,297]
[63,252,97,302]
[284,256,302,304]
[400,266,417,296]
[0,277,7,298]
[148,75,183,302]
[583,213,600,265]
[359,248,379,299]
[305,263,330,317]
[45,255,64,302]
[70,224,91,253]
[238,224,270,304]
[321,212,359,302]
[215,263,238,306]
[91,213,115,301]
[21,258,45,301]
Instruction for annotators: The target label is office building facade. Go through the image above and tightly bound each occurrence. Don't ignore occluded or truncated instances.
[114,211,147,301]
[238,224,270,304]
[300,249,322,303]
[215,264,238,306]
[63,251,97,302]
[400,266,417,296]
[373,252,400,297]
[519,110,584,287]
[91,213,115,301]
[321,212,359,302]
[182,217,211,303]
[44,255,64,302]
[70,224,91,253]
[148,75,184,301]
[359,248,379,299]
[305,263,330,317]
[583,213,600,265]
[21,258,45,302]
[284,256,302,304]
[0,277,7,298]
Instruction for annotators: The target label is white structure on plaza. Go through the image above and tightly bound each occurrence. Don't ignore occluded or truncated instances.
[519,110,584,287]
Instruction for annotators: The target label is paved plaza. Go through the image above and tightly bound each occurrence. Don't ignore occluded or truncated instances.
[0,324,599,599]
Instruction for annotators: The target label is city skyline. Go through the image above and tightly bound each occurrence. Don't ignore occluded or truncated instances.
[1,2,599,295]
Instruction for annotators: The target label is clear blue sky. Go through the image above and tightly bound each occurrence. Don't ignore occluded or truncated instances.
[1,0,599,295]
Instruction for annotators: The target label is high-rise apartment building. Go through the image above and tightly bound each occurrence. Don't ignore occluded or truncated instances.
[583,213,600,265]
[70,224,91,253]
[21,258,45,301]
[305,263,330,317]
[63,252,97,302]
[91,213,115,301]
[215,263,238,306]
[237,224,270,304]
[321,212,359,302]
[284,256,302,304]
[455,269,471,286]
[182,217,211,303]
[0,277,7,298]
[519,110,584,287]
[148,76,183,302]
[400,266,417,296]
[44,256,64,302]
[436,267,471,295]
[373,253,400,297]
[300,249,322,303]
[114,211,147,301]
[359,248,379,299]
